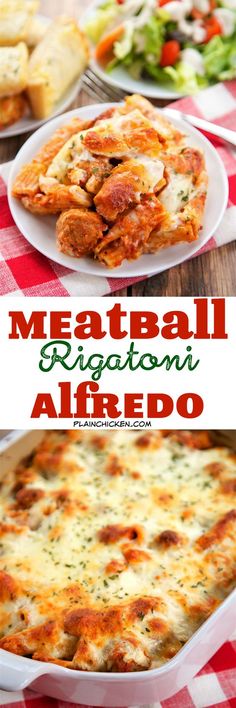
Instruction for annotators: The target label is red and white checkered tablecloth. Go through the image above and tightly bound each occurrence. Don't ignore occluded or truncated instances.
[0,81,236,296]
[0,634,236,708]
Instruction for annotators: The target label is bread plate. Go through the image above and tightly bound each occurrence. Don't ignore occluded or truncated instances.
[0,15,82,139]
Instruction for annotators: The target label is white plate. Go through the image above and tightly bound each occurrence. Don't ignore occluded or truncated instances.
[0,15,82,139]
[81,0,182,100]
[90,58,182,100]
[8,103,228,279]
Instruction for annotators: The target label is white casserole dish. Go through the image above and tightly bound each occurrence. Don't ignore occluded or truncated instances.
[0,430,235,706]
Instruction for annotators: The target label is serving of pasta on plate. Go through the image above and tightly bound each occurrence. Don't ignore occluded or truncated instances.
[12,93,208,269]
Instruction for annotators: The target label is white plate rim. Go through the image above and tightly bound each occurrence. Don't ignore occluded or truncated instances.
[80,0,185,100]
[0,15,82,139]
[89,58,182,100]
[8,103,229,279]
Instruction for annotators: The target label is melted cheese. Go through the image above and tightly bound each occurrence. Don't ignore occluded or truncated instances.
[159,171,194,213]
[134,155,165,191]
[47,110,164,183]
[46,134,88,181]
[0,431,235,672]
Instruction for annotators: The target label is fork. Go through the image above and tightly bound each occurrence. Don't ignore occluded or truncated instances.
[81,67,236,148]
[164,107,236,148]
[81,67,126,103]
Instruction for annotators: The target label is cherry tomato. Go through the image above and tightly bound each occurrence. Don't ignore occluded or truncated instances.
[160,40,180,67]
[203,15,222,42]
[158,0,172,6]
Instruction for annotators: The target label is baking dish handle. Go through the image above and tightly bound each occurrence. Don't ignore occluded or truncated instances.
[0,650,47,691]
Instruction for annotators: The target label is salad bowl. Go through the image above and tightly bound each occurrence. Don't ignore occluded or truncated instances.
[82,0,236,98]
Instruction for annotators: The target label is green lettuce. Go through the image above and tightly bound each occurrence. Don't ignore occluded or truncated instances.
[202,33,236,80]
[142,15,166,62]
[145,63,171,83]
[219,65,236,80]
[85,1,119,43]
[127,58,144,79]
[113,14,166,66]
[164,61,208,93]
[89,0,236,92]
[218,38,236,80]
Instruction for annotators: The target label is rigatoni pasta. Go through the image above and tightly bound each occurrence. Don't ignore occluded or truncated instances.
[13,94,208,267]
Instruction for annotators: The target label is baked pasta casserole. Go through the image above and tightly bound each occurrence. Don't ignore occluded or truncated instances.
[0,430,235,672]
[12,94,208,267]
